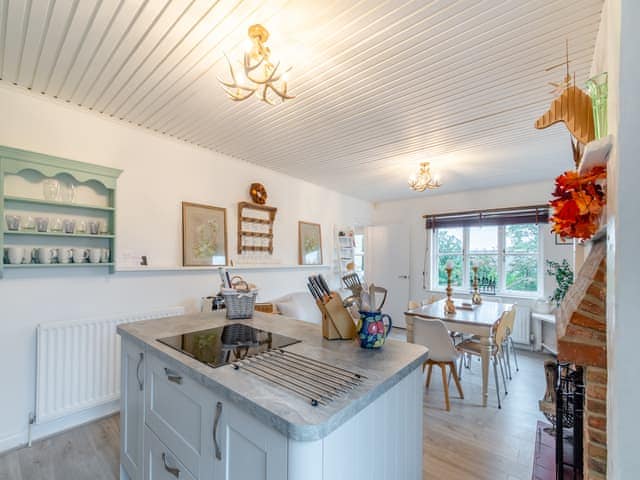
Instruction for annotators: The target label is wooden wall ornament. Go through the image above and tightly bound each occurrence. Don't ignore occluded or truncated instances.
[249,183,267,205]
[534,41,595,168]
[534,85,595,166]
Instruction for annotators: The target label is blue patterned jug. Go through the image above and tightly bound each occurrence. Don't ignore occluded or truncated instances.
[357,311,393,349]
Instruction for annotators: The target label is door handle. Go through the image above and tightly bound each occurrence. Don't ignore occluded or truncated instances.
[136,353,144,391]
[398,275,409,279]
[164,368,182,384]
[161,452,180,478]
[213,401,222,460]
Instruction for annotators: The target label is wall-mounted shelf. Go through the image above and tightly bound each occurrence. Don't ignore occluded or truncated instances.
[4,231,114,239]
[4,195,115,212]
[5,263,115,269]
[115,264,331,273]
[237,202,277,255]
[1,145,122,277]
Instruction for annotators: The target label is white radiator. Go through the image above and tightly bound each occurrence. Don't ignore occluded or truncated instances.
[511,305,532,345]
[35,306,184,424]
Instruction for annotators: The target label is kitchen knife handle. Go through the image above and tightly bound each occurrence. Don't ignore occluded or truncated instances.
[318,275,332,296]
[213,401,223,460]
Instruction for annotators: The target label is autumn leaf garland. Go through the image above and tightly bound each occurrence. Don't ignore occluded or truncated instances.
[549,166,607,240]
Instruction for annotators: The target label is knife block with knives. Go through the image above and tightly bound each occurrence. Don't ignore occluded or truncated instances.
[307,275,357,340]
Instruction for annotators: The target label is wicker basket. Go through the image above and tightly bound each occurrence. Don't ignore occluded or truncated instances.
[222,288,258,319]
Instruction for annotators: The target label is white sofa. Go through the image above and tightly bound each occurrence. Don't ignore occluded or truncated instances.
[270,291,322,324]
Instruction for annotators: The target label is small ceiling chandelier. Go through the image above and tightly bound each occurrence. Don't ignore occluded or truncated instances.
[218,24,294,105]
[408,162,441,192]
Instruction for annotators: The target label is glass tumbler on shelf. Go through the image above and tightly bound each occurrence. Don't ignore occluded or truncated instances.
[22,216,36,230]
[51,218,63,232]
[35,217,49,232]
[60,181,76,203]
[5,214,21,231]
[43,179,60,201]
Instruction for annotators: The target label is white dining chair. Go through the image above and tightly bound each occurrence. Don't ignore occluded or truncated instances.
[456,309,513,409]
[413,318,464,411]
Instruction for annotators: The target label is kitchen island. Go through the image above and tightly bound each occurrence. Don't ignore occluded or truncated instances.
[118,311,428,480]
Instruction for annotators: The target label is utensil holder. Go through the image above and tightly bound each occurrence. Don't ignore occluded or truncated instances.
[316,292,357,340]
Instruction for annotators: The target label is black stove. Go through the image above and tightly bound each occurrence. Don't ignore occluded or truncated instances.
[157,323,300,368]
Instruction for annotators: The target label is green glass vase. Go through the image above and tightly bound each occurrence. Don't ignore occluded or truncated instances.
[586,72,608,139]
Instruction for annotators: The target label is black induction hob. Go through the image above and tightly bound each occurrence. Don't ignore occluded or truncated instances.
[157,323,300,368]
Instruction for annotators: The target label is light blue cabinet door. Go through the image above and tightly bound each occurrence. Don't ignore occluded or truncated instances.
[121,340,145,480]
[214,400,288,480]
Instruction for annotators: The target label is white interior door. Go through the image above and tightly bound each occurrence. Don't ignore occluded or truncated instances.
[367,224,411,329]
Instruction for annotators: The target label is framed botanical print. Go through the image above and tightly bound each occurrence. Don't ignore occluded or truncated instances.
[298,221,323,265]
[182,202,228,266]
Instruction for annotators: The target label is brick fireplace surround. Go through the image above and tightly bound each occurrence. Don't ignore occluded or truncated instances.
[557,238,607,479]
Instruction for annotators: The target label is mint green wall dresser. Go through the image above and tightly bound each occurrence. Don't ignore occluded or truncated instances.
[0,145,122,277]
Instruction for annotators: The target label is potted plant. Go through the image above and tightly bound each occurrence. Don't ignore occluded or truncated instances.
[546,259,574,307]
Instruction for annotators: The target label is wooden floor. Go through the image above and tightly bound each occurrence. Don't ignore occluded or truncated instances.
[0,349,550,480]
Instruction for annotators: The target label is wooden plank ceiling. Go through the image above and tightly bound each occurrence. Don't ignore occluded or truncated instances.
[0,0,603,201]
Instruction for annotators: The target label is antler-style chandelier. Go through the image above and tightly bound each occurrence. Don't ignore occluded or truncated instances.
[218,24,294,105]
[408,162,441,191]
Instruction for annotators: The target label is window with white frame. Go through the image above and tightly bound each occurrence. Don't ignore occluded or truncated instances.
[432,223,542,295]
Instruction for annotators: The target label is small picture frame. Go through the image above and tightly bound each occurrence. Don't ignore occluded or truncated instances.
[182,202,228,266]
[298,221,323,265]
[555,234,572,246]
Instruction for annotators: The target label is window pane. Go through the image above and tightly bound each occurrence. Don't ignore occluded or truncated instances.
[437,255,463,287]
[354,234,364,254]
[505,254,538,291]
[469,226,498,252]
[505,224,538,253]
[437,228,463,253]
[353,254,364,272]
[469,254,498,292]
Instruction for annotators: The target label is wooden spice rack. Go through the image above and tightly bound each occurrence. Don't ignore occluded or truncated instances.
[237,202,277,255]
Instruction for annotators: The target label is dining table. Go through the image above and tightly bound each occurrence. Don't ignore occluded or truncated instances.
[405,298,513,407]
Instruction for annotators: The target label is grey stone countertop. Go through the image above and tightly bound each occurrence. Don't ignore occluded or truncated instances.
[117,311,428,441]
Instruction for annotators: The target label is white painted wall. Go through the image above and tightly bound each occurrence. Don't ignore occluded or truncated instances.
[0,85,373,451]
[597,0,640,477]
[373,182,575,306]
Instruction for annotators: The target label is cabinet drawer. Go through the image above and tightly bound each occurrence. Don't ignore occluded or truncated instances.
[145,426,196,480]
[145,353,216,479]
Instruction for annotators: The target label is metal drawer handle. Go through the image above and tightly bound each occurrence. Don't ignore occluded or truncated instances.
[161,452,180,478]
[164,367,182,384]
[136,353,144,391]
[213,401,222,460]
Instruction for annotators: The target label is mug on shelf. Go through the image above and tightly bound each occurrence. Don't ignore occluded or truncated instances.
[36,247,56,264]
[57,248,72,264]
[63,219,76,234]
[5,215,21,231]
[100,248,110,263]
[7,247,26,265]
[71,248,88,264]
[88,248,102,264]
[35,217,49,232]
